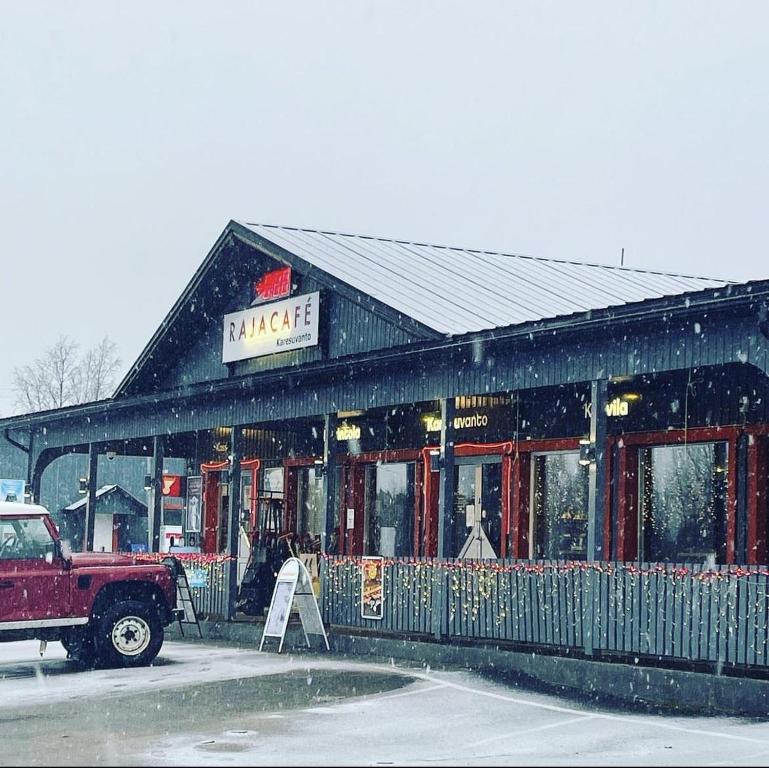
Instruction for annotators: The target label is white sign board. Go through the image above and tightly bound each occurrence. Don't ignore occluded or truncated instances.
[160,525,183,553]
[260,557,329,654]
[222,291,320,363]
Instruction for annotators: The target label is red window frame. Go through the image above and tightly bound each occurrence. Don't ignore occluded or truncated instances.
[614,427,739,564]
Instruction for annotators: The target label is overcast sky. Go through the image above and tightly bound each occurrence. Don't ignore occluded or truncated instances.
[1,1,768,416]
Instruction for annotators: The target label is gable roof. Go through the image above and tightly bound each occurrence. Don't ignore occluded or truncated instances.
[116,220,733,397]
[63,484,147,514]
[238,222,731,336]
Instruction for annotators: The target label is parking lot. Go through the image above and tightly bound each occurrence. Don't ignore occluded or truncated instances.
[4,639,769,766]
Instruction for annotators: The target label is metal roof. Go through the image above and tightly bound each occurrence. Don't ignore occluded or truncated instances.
[63,485,145,513]
[239,222,732,336]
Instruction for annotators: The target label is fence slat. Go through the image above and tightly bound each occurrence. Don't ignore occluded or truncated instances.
[317,557,769,671]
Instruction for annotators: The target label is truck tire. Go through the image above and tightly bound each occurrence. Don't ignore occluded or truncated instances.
[94,600,164,668]
[61,631,96,667]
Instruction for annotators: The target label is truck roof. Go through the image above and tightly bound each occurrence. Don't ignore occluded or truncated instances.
[0,502,50,516]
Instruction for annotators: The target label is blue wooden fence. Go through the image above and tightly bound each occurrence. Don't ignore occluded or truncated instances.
[320,557,769,668]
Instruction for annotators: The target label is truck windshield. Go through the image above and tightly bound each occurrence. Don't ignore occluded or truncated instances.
[0,517,55,560]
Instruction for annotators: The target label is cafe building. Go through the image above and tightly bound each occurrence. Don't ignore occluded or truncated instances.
[5,220,769,671]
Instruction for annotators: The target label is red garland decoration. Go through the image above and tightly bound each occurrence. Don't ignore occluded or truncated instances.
[135,552,234,565]
[320,554,769,582]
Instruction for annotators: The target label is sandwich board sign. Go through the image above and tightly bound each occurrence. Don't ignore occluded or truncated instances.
[259,557,329,653]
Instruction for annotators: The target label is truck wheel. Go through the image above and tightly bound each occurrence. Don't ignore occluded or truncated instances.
[95,600,164,668]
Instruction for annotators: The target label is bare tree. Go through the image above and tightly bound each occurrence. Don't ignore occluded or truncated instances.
[79,337,122,402]
[12,335,121,414]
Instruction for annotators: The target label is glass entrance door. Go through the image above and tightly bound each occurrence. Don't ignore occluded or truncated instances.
[452,461,502,559]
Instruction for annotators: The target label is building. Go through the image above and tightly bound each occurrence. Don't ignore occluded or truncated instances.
[60,484,148,553]
[3,220,769,670]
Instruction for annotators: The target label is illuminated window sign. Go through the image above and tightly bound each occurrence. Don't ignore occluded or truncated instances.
[253,266,292,305]
[583,394,639,419]
[336,423,362,441]
[605,397,629,417]
[423,412,490,432]
[222,292,320,363]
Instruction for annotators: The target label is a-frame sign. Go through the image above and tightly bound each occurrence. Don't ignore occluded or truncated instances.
[259,557,330,653]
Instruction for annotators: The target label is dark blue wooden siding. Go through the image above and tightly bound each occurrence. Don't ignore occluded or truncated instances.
[136,245,420,394]
[26,309,769,463]
[0,440,27,482]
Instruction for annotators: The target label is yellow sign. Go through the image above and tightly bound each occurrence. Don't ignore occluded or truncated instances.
[336,422,362,441]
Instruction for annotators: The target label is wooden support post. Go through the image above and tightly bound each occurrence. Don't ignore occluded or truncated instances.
[24,430,35,500]
[437,398,456,560]
[322,413,338,555]
[84,444,99,552]
[736,433,749,565]
[31,452,45,509]
[226,427,243,621]
[150,435,165,553]
[587,379,608,562]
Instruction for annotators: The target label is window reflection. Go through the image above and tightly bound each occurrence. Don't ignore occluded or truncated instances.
[364,463,415,557]
[532,452,589,560]
[297,467,325,540]
[639,442,727,563]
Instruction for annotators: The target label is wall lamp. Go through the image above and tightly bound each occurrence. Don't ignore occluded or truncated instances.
[578,439,595,467]
[78,477,89,495]
[143,474,155,491]
[313,459,327,479]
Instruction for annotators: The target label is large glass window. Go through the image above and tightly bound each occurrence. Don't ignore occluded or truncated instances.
[258,466,285,534]
[532,452,589,560]
[297,467,325,541]
[639,442,727,563]
[364,463,415,557]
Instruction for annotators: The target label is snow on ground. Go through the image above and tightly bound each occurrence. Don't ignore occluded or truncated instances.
[5,640,769,766]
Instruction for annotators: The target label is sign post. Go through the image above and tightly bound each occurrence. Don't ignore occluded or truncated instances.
[259,557,329,653]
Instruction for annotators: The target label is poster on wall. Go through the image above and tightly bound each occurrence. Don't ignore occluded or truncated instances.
[186,566,209,589]
[361,556,385,621]
[0,479,25,503]
[186,476,203,534]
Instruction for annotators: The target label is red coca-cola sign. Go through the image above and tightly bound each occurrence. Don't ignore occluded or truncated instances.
[254,266,292,304]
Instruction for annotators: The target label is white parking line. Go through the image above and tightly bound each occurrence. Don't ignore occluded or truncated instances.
[472,714,599,748]
[373,666,769,748]
[376,683,449,701]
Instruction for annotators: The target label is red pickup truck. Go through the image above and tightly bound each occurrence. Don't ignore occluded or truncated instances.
[0,502,181,668]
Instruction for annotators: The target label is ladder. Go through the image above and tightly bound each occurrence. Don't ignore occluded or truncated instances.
[175,567,203,638]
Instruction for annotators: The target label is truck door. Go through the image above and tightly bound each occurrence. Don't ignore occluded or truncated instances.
[0,515,71,623]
